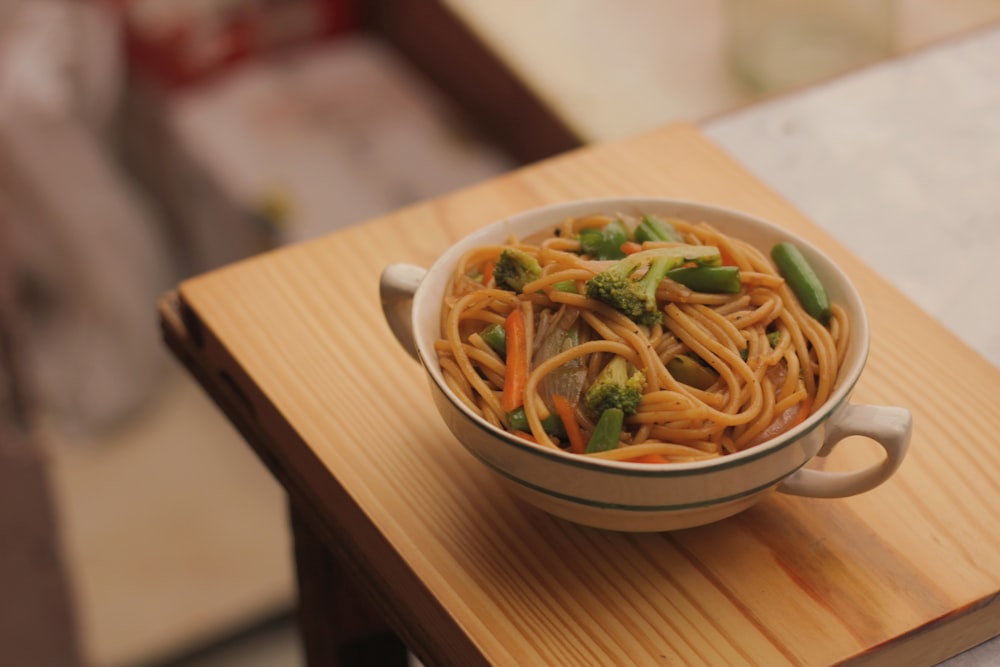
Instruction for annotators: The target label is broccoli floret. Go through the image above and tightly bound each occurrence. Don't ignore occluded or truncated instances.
[493,248,542,293]
[583,356,647,419]
[584,245,721,326]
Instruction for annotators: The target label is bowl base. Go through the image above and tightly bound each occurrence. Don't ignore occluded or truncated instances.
[502,479,770,532]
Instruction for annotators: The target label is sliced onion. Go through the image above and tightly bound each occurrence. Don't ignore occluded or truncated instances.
[541,366,587,409]
[533,307,586,407]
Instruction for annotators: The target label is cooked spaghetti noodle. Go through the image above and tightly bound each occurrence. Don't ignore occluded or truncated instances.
[437,213,849,463]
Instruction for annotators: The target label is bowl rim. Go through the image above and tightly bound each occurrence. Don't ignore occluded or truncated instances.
[412,196,870,475]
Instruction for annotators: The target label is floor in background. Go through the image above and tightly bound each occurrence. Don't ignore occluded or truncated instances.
[44,3,1000,667]
[47,365,298,667]
[154,614,303,667]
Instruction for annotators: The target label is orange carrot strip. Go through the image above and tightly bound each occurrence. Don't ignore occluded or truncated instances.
[511,430,538,443]
[501,308,527,412]
[552,394,585,455]
[719,245,738,267]
[482,260,496,285]
[620,241,643,255]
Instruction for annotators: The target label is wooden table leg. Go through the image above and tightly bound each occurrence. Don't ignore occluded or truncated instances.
[290,504,408,667]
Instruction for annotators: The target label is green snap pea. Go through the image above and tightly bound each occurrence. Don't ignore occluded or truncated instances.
[481,323,507,358]
[771,242,831,324]
[579,219,628,260]
[667,354,718,390]
[508,407,566,437]
[586,408,624,453]
[666,265,741,293]
[634,214,681,244]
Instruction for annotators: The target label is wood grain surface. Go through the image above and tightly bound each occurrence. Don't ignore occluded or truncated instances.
[172,123,1000,666]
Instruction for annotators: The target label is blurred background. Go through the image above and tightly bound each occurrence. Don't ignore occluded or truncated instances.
[2,1,999,666]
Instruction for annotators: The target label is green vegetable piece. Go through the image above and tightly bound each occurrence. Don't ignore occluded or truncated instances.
[481,323,507,358]
[666,265,741,294]
[551,279,578,293]
[493,248,542,293]
[579,219,628,260]
[667,354,718,390]
[578,228,603,253]
[585,245,721,326]
[771,242,831,324]
[741,332,780,361]
[634,214,681,244]
[508,407,566,437]
[583,356,646,419]
[586,408,625,453]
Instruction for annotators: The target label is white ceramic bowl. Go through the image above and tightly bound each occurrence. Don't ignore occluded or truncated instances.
[381,198,911,532]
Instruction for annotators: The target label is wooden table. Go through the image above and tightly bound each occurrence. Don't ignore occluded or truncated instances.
[160,123,1000,666]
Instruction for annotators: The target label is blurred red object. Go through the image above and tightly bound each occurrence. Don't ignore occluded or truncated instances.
[100,0,360,88]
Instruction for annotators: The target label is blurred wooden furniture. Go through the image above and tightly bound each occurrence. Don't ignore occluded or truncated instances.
[365,0,581,164]
[160,122,1000,666]
[369,0,1000,155]
[0,222,82,667]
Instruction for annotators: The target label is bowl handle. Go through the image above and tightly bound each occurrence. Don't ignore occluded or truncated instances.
[380,264,426,361]
[778,403,912,498]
